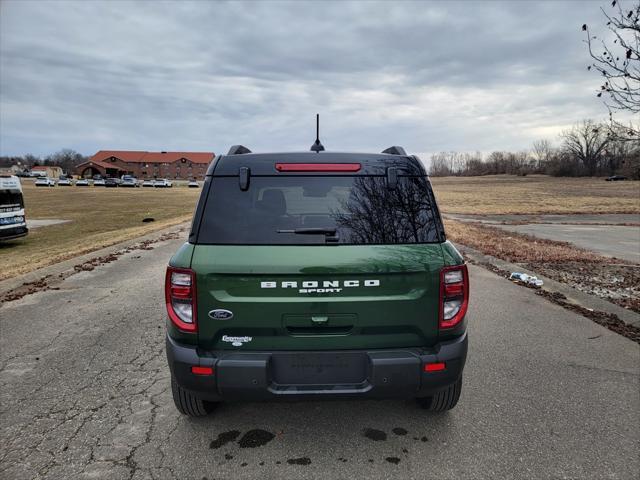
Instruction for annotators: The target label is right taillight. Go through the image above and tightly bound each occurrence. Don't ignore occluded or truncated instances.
[165,266,197,332]
[439,264,469,329]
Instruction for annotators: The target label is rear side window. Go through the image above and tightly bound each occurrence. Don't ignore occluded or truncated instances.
[197,176,440,245]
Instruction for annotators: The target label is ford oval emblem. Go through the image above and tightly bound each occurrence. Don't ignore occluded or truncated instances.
[208,309,234,320]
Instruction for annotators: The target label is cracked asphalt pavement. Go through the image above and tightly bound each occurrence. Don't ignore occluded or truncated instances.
[1,231,638,479]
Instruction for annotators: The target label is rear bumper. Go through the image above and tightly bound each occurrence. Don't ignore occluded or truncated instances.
[166,333,467,402]
[0,225,28,240]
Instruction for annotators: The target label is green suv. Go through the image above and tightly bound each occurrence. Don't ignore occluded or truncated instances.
[165,145,469,416]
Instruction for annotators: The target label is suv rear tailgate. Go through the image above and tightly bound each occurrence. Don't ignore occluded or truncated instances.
[192,244,444,351]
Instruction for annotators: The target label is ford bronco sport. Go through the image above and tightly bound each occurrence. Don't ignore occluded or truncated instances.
[165,143,469,416]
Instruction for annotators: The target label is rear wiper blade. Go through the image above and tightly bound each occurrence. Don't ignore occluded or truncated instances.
[276,228,337,235]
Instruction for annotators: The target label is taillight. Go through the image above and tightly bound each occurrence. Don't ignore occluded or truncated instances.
[165,266,197,332]
[439,265,469,329]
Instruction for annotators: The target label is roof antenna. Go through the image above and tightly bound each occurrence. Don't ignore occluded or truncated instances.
[310,114,325,152]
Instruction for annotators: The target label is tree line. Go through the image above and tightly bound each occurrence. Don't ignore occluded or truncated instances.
[0,149,88,175]
[428,120,639,178]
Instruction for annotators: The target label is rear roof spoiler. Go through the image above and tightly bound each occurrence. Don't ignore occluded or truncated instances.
[227,145,252,155]
[382,146,407,156]
[208,151,427,177]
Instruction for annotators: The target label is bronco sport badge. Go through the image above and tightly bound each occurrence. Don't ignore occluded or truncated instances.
[260,279,380,294]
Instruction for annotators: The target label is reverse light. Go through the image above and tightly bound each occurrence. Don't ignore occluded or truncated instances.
[439,265,469,329]
[275,163,361,172]
[165,267,197,332]
[443,269,463,284]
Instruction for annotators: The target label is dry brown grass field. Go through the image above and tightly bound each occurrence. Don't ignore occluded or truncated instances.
[1,175,638,281]
[0,182,200,280]
[430,175,640,215]
[433,176,640,314]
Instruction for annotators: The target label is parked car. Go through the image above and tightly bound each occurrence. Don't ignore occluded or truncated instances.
[142,179,155,187]
[57,176,73,186]
[93,178,105,186]
[165,144,469,417]
[35,177,56,187]
[154,178,173,188]
[75,179,90,186]
[104,178,119,188]
[120,175,139,187]
[0,175,28,240]
[187,180,200,188]
[605,175,628,181]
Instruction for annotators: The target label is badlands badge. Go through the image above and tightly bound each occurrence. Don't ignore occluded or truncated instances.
[222,335,252,347]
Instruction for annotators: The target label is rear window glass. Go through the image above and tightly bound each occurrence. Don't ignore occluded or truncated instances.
[197,176,440,245]
[0,190,24,208]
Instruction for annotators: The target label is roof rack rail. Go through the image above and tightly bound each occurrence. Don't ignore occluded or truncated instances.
[382,146,407,156]
[227,145,252,155]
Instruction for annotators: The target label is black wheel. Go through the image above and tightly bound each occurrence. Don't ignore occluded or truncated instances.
[171,377,215,417]
[417,377,462,412]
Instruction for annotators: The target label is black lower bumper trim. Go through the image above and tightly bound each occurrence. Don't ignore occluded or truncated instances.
[0,225,28,240]
[166,333,467,402]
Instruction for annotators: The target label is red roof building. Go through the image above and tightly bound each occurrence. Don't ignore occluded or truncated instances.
[75,150,215,180]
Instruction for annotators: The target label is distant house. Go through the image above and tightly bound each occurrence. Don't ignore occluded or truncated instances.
[75,150,215,180]
[0,165,23,175]
[31,165,63,178]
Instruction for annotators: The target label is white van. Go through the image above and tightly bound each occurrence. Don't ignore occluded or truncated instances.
[0,175,28,240]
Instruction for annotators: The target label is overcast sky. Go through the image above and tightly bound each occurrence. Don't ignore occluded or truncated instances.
[0,0,629,159]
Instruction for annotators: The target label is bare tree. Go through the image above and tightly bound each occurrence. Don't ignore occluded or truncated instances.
[604,122,640,175]
[46,149,87,175]
[560,120,610,175]
[583,1,639,139]
[428,153,453,176]
[531,139,553,169]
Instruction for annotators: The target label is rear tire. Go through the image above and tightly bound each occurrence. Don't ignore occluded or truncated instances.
[417,377,462,412]
[171,377,215,417]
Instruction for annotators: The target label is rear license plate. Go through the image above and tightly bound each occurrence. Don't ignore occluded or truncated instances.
[271,352,367,386]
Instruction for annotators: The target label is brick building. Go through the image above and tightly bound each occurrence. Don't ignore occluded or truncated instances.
[75,150,215,180]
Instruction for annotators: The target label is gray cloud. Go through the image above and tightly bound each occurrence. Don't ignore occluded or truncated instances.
[0,0,630,158]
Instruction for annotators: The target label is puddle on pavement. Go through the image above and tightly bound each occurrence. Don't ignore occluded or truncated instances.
[210,430,241,449]
[238,429,275,448]
[210,426,435,468]
[363,428,387,441]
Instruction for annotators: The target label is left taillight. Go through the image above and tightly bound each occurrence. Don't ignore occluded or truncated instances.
[439,264,469,330]
[165,266,197,332]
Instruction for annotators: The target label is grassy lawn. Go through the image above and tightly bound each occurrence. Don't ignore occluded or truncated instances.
[0,182,200,280]
[431,175,640,215]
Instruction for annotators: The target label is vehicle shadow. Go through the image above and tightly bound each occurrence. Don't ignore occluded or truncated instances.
[0,240,24,250]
